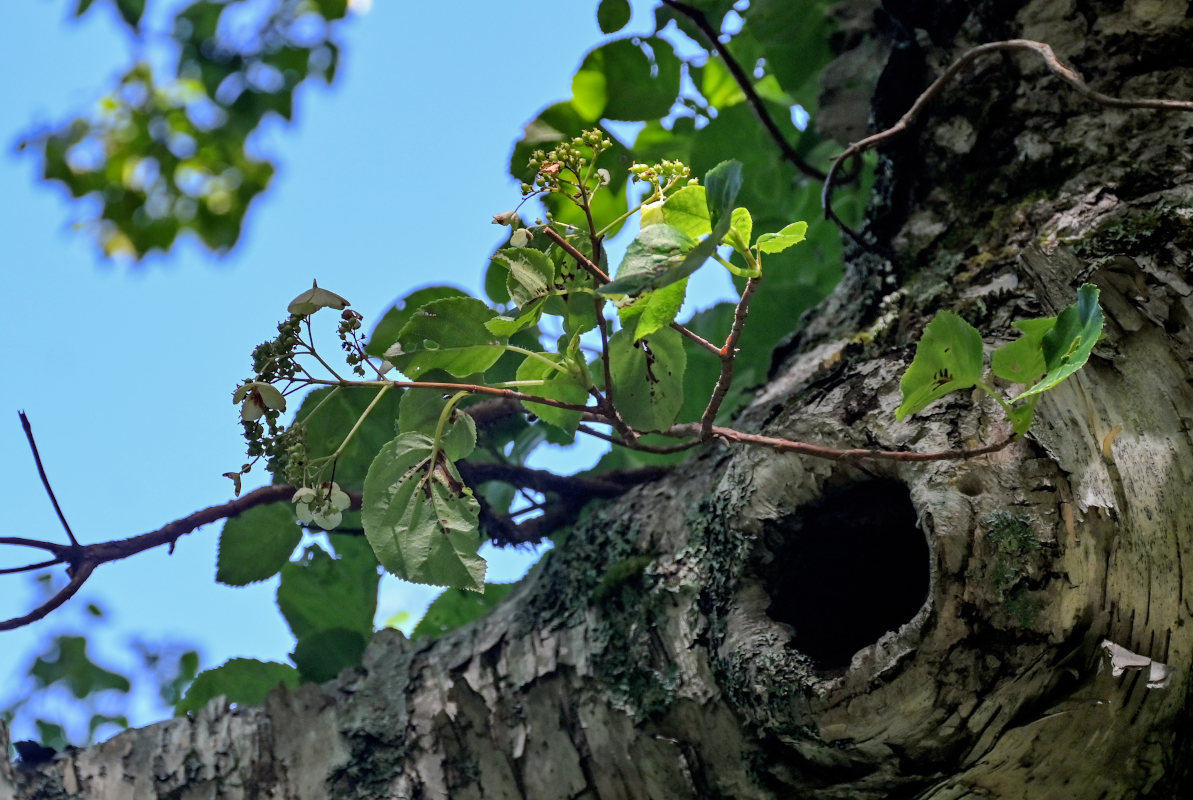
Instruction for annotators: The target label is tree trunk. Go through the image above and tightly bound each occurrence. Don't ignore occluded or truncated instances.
[5,2,1193,797]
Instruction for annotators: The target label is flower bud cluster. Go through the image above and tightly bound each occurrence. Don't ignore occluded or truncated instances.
[629,159,692,185]
[337,308,369,377]
[523,129,613,196]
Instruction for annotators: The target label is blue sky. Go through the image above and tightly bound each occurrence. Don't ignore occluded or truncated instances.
[0,0,738,738]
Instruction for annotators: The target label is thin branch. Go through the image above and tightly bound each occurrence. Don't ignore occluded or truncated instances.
[668,422,1017,462]
[19,411,80,547]
[576,423,701,454]
[0,562,94,632]
[0,558,64,576]
[303,378,594,414]
[700,275,761,439]
[822,38,1193,240]
[660,0,827,181]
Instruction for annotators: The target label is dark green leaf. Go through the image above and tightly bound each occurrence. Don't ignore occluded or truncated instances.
[291,628,368,683]
[176,659,301,716]
[31,636,130,698]
[596,0,632,34]
[895,312,984,421]
[277,538,379,641]
[216,502,302,586]
[387,297,508,379]
[366,286,470,358]
[115,0,146,28]
[412,583,518,639]
[572,38,681,122]
[608,326,686,431]
[292,386,403,492]
[397,389,478,461]
[362,434,486,591]
[702,159,744,227]
[515,353,589,435]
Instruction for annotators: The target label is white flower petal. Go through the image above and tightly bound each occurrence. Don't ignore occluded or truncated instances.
[288,280,350,316]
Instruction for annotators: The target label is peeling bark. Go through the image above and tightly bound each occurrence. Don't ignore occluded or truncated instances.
[5,2,1193,797]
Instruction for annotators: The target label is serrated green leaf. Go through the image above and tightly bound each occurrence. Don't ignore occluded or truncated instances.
[412,583,518,639]
[991,317,1054,385]
[726,207,753,255]
[175,659,300,716]
[277,538,378,641]
[362,433,486,592]
[756,221,808,254]
[596,0,632,33]
[515,353,588,435]
[291,628,368,683]
[397,389,477,461]
[493,247,556,308]
[608,326,687,431]
[1011,284,1103,402]
[655,185,711,238]
[600,223,697,296]
[619,277,688,341]
[216,503,301,586]
[386,297,509,379]
[895,311,984,421]
[486,297,546,337]
[366,286,470,357]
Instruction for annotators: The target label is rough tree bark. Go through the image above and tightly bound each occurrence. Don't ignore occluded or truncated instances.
[4,1,1192,797]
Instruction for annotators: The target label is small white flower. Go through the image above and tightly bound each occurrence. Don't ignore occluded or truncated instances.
[293,483,351,530]
[596,168,611,186]
[233,382,286,421]
[288,280,350,316]
[492,210,518,226]
[510,228,532,247]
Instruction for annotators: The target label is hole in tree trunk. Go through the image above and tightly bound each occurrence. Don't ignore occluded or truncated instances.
[760,479,929,672]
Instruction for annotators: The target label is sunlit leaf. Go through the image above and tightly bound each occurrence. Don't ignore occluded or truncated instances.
[755,221,808,254]
[385,297,509,379]
[895,312,984,421]
[1011,284,1103,401]
[366,286,470,358]
[362,433,486,592]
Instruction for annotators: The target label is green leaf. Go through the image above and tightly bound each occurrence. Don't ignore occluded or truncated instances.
[175,659,301,716]
[515,353,589,435]
[654,185,711,238]
[726,208,753,255]
[698,57,747,108]
[756,221,808,254]
[277,537,379,641]
[362,433,486,592]
[412,583,518,639]
[31,636,131,699]
[596,0,632,33]
[291,628,368,683]
[702,159,744,227]
[1012,284,1103,402]
[216,502,302,586]
[386,297,509,379]
[991,317,1055,385]
[397,389,477,460]
[493,247,556,308]
[572,38,681,122]
[292,386,403,492]
[619,277,688,341]
[1008,395,1042,436]
[366,286,470,358]
[486,297,546,338]
[600,223,697,296]
[608,326,687,431]
[115,0,146,28]
[895,311,985,421]
[73,0,97,16]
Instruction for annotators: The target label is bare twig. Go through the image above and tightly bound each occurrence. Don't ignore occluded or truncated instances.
[699,275,761,439]
[19,411,80,548]
[303,378,594,414]
[822,38,1193,239]
[660,0,827,182]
